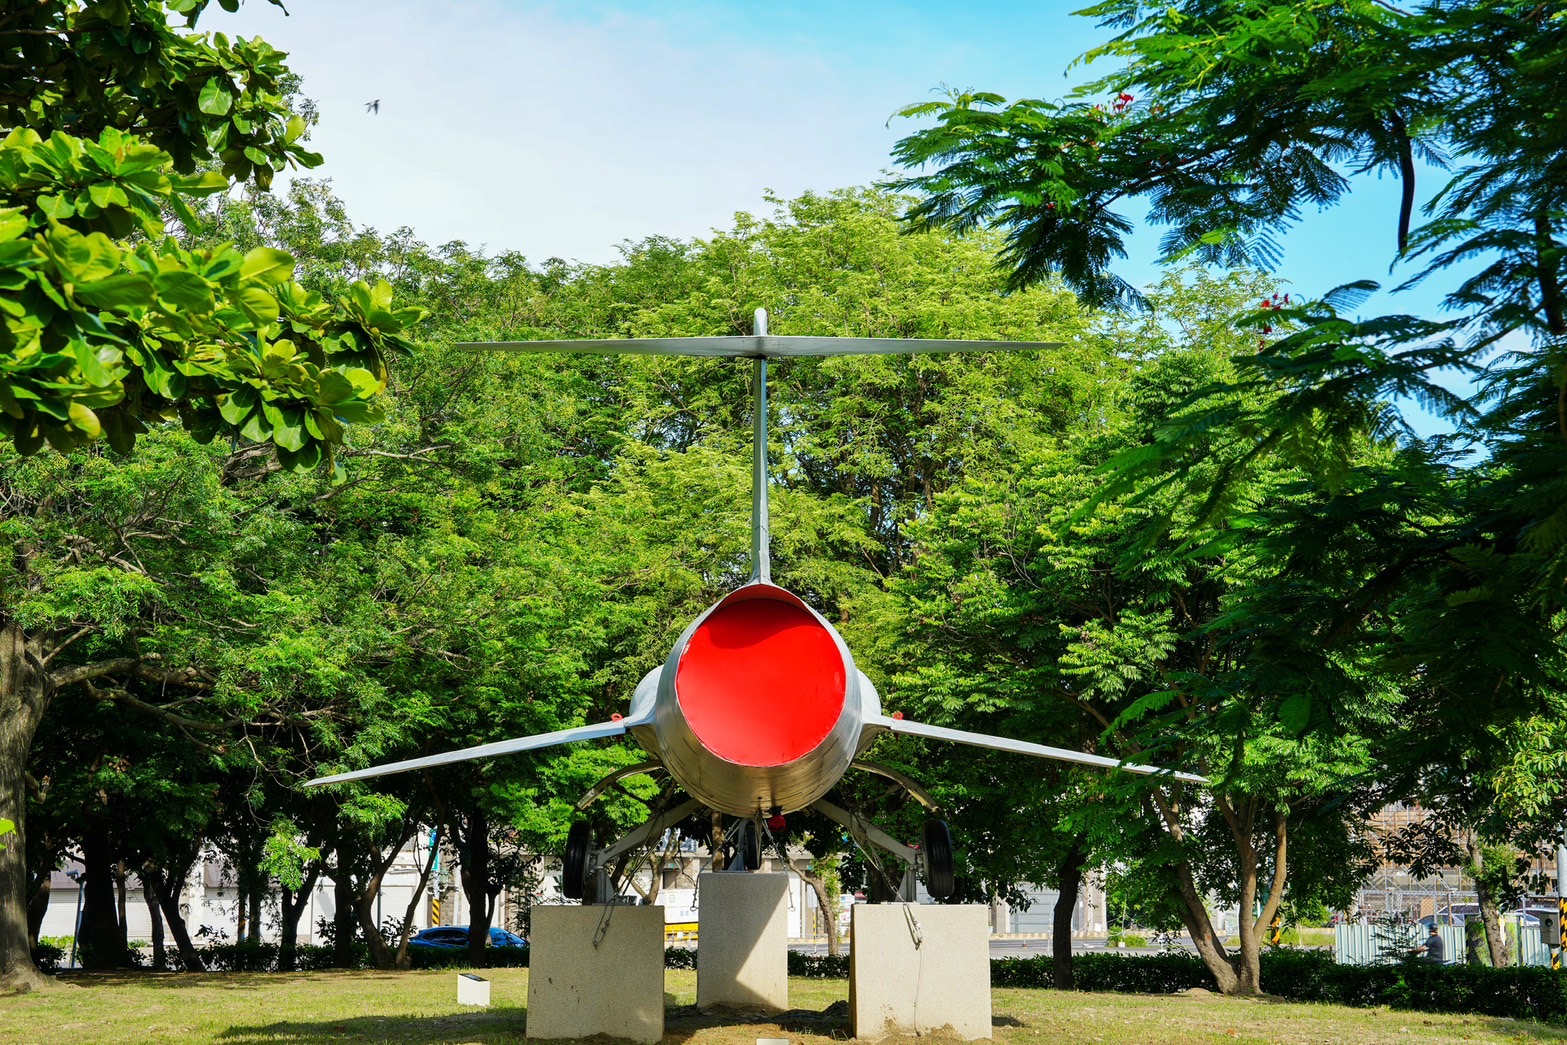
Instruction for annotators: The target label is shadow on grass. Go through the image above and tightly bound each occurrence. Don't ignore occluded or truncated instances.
[662,1001,850,1043]
[54,970,355,991]
[214,1010,527,1044]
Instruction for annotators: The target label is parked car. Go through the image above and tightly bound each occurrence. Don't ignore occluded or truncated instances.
[409,926,528,951]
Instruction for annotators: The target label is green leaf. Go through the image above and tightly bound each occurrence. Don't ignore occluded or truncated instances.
[264,401,307,451]
[68,401,101,437]
[198,77,233,116]
[240,247,295,286]
[1279,694,1311,735]
[74,273,152,310]
[231,285,280,326]
[154,270,215,311]
[218,386,257,424]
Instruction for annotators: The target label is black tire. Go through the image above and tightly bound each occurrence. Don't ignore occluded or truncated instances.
[922,819,956,899]
[563,821,592,900]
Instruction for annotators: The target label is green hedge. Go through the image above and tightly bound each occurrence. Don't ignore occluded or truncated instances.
[50,939,528,973]
[987,950,1567,1024]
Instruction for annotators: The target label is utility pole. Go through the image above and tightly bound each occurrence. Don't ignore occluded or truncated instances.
[1556,840,1567,969]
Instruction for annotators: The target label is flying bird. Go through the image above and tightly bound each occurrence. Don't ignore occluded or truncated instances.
[364,99,380,114]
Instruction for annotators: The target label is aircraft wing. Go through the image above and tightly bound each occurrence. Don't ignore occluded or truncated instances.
[305,718,643,788]
[459,335,1061,360]
[865,715,1207,785]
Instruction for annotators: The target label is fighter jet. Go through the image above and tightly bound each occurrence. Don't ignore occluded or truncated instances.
[307,310,1204,900]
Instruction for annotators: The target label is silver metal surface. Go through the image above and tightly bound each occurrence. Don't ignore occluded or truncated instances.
[304,718,645,787]
[459,335,1062,359]
[750,309,771,584]
[811,797,916,866]
[850,761,941,811]
[652,583,867,816]
[574,761,665,811]
[597,798,703,864]
[862,716,1208,785]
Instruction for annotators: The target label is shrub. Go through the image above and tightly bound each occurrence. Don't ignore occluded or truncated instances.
[31,940,65,973]
[664,946,697,970]
[787,951,849,979]
[202,941,280,972]
[1260,949,1567,1022]
[409,945,529,970]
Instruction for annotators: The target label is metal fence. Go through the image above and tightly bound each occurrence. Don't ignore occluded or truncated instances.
[1335,919,1556,966]
[1334,923,1464,965]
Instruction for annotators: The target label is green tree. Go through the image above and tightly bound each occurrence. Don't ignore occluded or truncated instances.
[889,0,1567,989]
[884,273,1386,994]
[0,1,422,991]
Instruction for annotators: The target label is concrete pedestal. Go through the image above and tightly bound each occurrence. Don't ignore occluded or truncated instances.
[849,903,991,1040]
[526,904,666,1043]
[696,871,790,1011]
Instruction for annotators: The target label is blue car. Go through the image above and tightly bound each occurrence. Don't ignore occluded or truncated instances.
[409,925,528,951]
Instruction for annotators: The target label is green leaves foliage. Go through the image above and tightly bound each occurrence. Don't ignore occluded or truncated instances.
[5,0,319,188]
[0,125,423,462]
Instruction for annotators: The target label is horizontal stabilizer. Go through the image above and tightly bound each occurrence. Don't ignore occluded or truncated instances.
[305,718,639,788]
[459,335,1061,360]
[867,716,1207,785]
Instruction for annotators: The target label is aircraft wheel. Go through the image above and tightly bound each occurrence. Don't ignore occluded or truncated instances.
[563,822,592,900]
[922,819,956,899]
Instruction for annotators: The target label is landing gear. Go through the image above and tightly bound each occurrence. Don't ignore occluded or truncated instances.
[562,821,592,900]
[921,819,955,899]
[740,821,761,871]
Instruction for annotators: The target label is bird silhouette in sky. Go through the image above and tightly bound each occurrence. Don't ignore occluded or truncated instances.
[364,99,380,115]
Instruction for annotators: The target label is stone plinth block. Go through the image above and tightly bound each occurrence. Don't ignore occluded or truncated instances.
[526,904,665,1043]
[457,972,490,1006]
[850,903,991,1040]
[696,872,789,1011]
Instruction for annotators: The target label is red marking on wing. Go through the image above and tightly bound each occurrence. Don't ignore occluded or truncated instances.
[676,598,846,767]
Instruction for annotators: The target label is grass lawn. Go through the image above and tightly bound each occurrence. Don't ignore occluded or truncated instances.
[5,968,1567,1044]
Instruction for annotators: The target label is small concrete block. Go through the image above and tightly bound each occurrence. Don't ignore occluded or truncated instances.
[526,904,665,1043]
[696,872,790,1011]
[850,903,991,1040]
[457,972,490,1006]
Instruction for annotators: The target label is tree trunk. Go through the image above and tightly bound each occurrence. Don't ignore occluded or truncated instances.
[352,867,398,971]
[1465,837,1509,967]
[276,866,321,973]
[247,889,261,946]
[800,871,841,956]
[0,622,47,992]
[80,815,128,969]
[26,873,49,950]
[235,875,248,945]
[331,861,357,968]
[458,808,493,967]
[390,828,442,969]
[144,875,165,970]
[1168,858,1241,993]
[1053,845,1086,991]
[147,865,204,972]
[1148,792,1286,996]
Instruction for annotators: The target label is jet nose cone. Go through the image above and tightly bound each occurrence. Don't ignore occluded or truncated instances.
[675,595,847,767]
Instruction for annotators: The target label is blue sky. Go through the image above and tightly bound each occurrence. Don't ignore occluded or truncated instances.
[224,1,1458,331]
